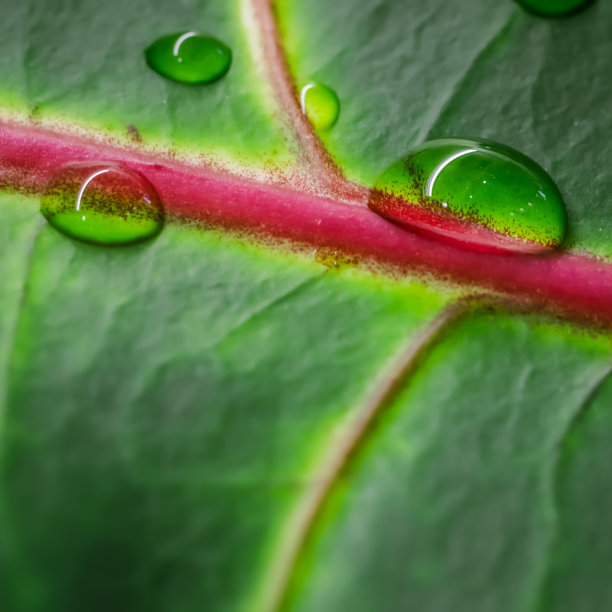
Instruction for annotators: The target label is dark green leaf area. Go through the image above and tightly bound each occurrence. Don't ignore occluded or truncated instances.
[538,374,612,612]
[287,314,612,612]
[0,194,446,612]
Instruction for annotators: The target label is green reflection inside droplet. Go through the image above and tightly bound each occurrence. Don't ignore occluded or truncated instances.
[300,82,340,130]
[515,0,594,17]
[41,163,165,246]
[369,138,567,251]
[145,31,232,84]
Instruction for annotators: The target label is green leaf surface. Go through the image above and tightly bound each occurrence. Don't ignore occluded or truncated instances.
[0,0,295,169]
[286,314,612,612]
[537,373,612,611]
[277,0,612,256]
[0,193,452,611]
[1,0,612,611]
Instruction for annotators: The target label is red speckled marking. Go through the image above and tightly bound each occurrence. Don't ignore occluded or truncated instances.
[2,121,612,325]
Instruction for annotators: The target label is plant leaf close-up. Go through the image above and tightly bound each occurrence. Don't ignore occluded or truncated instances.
[1,0,612,611]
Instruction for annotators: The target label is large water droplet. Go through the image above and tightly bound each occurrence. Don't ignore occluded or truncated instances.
[515,0,593,16]
[145,32,232,84]
[300,82,340,130]
[368,138,567,253]
[41,162,164,245]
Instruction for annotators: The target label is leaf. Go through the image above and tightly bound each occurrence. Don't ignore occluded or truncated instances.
[538,373,612,611]
[1,0,612,611]
[0,0,296,170]
[277,0,612,256]
[283,314,612,612]
[0,192,452,611]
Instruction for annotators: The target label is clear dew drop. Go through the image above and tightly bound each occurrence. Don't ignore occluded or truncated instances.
[145,32,232,84]
[368,138,567,253]
[300,82,340,130]
[41,162,165,245]
[514,0,594,17]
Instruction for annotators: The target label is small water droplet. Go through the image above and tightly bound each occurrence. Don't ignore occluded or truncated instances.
[145,32,232,84]
[314,247,358,270]
[41,162,164,245]
[368,138,566,252]
[300,82,340,130]
[515,0,594,17]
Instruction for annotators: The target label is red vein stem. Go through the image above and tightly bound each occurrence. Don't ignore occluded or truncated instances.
[3,122,612,326]
[257,298,473,612]
[248,0,369,202]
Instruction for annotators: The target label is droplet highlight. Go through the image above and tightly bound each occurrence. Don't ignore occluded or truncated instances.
[300,82,340,130]
[41,162,164,245]
[368,138,567,252]
[145,32,232,84]
[515,0,593,16]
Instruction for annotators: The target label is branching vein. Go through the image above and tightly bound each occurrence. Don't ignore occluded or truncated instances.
[257,296,475,612]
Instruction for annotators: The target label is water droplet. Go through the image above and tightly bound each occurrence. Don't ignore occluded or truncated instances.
[300,82,340,130]
[41,162,164,245]
[368,138,566,253]
[314,247,358,270]
[514,0,593,17]
[145,32,232,84]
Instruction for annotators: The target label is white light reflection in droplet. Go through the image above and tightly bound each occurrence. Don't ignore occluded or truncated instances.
[425,148,477,198]
[75,169,110,212]
[173,32,197,57]
[300,83,316,116]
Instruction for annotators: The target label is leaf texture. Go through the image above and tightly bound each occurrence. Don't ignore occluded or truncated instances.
[1,0,612,611]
